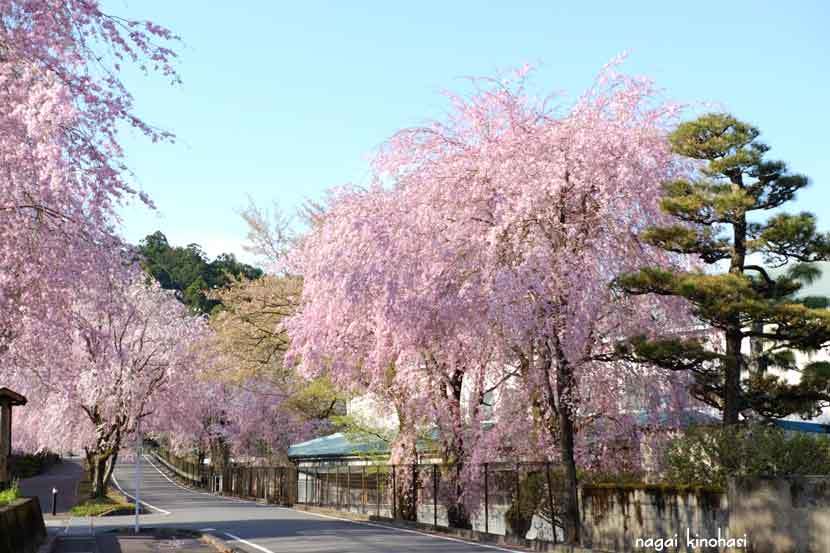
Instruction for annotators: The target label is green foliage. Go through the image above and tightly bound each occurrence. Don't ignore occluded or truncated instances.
[505,471,547,538]
[329,413,393,453]
[616,113,830,422]
[137,231,263,314]
[801,296,830,309]
[664,425,830,489]
[504,469,571,538]
[0,482,20,506]
[70,471,133,516]
[69,494,132,517]
[9,452,60,479]
[284,376,347,420]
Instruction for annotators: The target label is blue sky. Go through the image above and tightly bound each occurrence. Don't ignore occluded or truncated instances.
[111,1,830,264]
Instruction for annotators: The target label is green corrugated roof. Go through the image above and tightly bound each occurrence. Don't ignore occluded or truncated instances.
[288,413,720,460]
[287,432,389,459]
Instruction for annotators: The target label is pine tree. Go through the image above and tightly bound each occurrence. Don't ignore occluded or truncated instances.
[616,113,830,424]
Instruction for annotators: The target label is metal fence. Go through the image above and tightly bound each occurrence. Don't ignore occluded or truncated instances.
[153,448,296,505]
[151,449,564,543]
[295,461,565,543]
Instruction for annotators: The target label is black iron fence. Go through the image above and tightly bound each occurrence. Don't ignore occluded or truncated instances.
[295,461,565,543]
[153,448,296,505]
[151,448,565,543]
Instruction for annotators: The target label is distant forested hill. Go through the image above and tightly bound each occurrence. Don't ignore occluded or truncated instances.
[137,231,263,314]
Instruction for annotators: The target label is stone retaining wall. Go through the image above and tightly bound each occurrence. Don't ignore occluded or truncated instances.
[0,497,46,553]
[580,485,728,552]
[728,476,830,553]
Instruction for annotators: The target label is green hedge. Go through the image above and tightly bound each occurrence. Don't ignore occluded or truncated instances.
[9,452,60,480]
[664,424,830,489]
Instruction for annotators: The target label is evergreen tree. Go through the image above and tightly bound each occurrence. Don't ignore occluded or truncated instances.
[616,113,830,424]
[137,231,264,314]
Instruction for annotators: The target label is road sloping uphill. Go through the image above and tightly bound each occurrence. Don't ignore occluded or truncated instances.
[90,455,522,553]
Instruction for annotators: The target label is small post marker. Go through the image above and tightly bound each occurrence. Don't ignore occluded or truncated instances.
[51,487,58,516]
[134,418,142,535]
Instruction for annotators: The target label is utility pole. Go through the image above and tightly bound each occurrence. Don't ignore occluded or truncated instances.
[134,418,141,534]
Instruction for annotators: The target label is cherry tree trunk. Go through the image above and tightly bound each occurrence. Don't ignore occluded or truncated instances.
[444,372,472,529]
[209,438,231,471]
[554,349,581,545]
[101,451,119,493]
[89,452,117,498]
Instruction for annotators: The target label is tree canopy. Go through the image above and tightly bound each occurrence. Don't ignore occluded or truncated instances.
[137,231,264,314]
[616,113,830,424]
[286,63,696,542]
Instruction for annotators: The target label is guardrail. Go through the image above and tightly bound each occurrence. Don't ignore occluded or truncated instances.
[151,451,202,483]
[153,449,296,505]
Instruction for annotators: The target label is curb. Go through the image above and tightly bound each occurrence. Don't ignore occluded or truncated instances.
[291,505,599,553]
[35,535,57,553]
[200,533,242,553]
[50,530,235,553]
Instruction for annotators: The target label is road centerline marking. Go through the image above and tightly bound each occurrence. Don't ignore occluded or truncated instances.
[111,470,171,515]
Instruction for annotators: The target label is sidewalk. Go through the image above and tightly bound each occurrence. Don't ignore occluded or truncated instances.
[52,531,218,553]
[19,457,84,517]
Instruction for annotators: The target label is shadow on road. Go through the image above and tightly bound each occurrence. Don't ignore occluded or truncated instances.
[19,458,84,516]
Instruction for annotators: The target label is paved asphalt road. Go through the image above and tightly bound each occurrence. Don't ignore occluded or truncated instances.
[48,454,519,553]
[20,457,84,516]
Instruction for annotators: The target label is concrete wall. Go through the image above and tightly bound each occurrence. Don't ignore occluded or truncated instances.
[0,404,9,484]
[728,476,830,553]
[576,477,830,552]
[580,485,728,552]
[272,465,830,551]
[0,497,46,553]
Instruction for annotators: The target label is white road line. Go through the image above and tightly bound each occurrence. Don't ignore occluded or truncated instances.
[145,454,269,505]
[142,454,196,494]
[144,454,242,500]
[287,508,522,553]
[110,470,171,515]
[145,454,195,485]
[146,454,221,498]
[223,532,276,553]
[44,519,66,526]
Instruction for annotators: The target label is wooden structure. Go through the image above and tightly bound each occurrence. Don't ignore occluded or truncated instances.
[0,387,27,486]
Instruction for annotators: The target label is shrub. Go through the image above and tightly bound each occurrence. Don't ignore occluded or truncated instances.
[505,471,545,538]
[504,469,570,539]
[9,451,60,479]
[0,481,20,506]
[664,424,830,489]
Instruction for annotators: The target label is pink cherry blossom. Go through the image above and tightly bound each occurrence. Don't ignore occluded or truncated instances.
[287,60,698,537]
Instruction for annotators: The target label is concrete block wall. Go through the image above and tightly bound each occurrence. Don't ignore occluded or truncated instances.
[580,485,728,552]
[289,469,830,551]
[728,476,830,553]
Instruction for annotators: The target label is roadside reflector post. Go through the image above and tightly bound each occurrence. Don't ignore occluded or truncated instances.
[134,419,141,535]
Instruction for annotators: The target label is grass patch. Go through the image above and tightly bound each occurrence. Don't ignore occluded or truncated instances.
[0,483,21,506]
[69,474,133,517]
